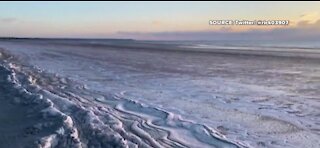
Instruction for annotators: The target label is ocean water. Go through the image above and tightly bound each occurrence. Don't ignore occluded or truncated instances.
[165,40,320,49]
[0,39,319,148]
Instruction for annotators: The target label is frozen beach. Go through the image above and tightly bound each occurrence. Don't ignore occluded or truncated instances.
[0,39,319,148]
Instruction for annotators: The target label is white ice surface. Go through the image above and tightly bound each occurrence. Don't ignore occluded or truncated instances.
[1,40,319,148]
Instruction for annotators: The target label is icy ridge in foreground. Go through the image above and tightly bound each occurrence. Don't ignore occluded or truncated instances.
[0,50,242,148]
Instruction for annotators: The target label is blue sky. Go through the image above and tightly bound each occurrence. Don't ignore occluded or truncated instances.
[0,2,319,40]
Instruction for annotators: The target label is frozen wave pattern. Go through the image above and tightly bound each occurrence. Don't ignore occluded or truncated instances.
[0,50,242,148]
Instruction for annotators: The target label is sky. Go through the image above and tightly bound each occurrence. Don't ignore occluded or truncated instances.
[0,1,319,40]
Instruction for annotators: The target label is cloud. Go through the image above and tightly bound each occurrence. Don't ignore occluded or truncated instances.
[115,19,320,40]
[296,20,310,27]
[299,11,319,23]
[0,17,18,23]
[151,20,163,26]
[296,19,320,29]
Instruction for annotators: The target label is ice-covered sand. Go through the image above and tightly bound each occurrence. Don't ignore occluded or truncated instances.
[0,39,319,148]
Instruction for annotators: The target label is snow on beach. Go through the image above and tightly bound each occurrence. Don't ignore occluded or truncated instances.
[0,39,319,148]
